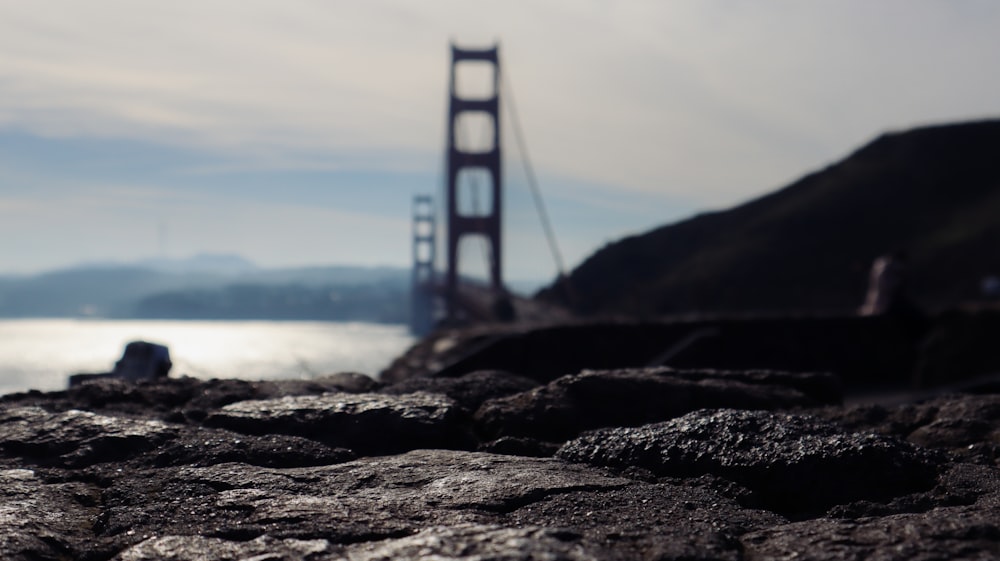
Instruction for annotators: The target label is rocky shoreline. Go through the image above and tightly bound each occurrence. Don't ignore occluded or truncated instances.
[1,323,999,560]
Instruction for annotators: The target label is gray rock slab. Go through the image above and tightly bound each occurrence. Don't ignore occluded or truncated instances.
[475,368,834,442]
[741,504,1000,560]
[343,524,598,561]
[0,406,352,469]
[112,534,338,561]
[147,431,355,468]
[820,394,1000,465]
[107,483,790,561]
[380,370,539,412]
[98,450,634,550]
[113,524,598,561]
[204,391,473,454]
[505,481,786,561]
[905,394,1000,464]
[0,406,175,467]
[2,374,381,424]
[828,461,1000,518]
[0,468,99,560]
[557,409,941,514]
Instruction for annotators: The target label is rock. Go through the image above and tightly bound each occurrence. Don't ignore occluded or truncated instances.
[557,409,941,514]
[505,482,786,561]
[0,406,175,468]
[96,450,633,551]
[741,503,1000,560]
[114,525,597,561]
[0,468,98,561]
[1,374,381,424]
[147,431,355,468]
[112,534,337,561]
[479,436,561,457]
[204,391,473,455]
[828,462,1000,518]
[663,368,843,405]
[475,368,833,442]
[820,394,1000,465]
[344,524,596,561]
[294,372,382,393]
[0,406,352,469]
[3,335,1000,560]
[905,395,1000,464]
[380,370,539,412]
[92,448,792,559]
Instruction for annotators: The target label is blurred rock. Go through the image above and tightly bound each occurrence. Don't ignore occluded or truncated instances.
[820,394,1000,465]
[0,468,98,561]
[557,409,941,514]
[742,500,1000,560]
[204,392,473,455]
[380,369,539,412]
[475,368,836,442]
[0,406,352,469]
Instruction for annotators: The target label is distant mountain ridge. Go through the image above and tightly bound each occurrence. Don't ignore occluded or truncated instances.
[0,259,411,322]
[136,253,259,275]
[539,119,1000,316]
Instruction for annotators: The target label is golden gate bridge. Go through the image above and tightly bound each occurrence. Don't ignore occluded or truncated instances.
[410,44,569,335]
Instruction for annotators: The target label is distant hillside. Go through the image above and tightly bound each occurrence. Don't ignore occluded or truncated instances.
[0,261,410,322]
[539,120,1000,315]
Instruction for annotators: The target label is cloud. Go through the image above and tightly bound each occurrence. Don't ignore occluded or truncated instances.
[0,178,410,273]
[1,0,999,277]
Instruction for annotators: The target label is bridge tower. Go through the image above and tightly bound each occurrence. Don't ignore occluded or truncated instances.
[445,44,504,321]
[410,194,437,335]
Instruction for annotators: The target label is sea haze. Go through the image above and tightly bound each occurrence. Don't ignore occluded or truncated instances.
[0,256,412,323]
[0,318,415,396]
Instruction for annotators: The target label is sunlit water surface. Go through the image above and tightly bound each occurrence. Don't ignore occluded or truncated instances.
[0,319,415,396]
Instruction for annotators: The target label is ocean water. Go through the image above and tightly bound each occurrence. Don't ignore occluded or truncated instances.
[0,319,415,396]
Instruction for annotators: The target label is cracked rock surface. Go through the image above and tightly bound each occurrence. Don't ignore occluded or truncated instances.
[1,370,998,560]
[556,409,942,514]
[474,368,840,442]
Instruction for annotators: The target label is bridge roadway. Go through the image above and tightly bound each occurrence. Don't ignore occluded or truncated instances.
[431,281,572,326]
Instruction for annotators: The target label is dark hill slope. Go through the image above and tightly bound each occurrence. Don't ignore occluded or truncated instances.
[540,120,1000,315]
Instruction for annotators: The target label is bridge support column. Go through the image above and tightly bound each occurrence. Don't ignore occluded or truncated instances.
[410,195,437,335]
[445,44,504,322]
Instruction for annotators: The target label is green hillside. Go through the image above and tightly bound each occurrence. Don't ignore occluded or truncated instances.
[540,120,1000,315]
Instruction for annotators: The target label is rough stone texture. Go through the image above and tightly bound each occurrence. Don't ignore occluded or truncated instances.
[476,368,837,442]
[380,369,540,412]
[204,391,473,455]
[146,430,355,468]
[95,450,632,553]
[114,525,598,561]
[478,436,561,457]
[1,371,998,560]
[1,373,381,423]
[742,501,1000,560]
[827,461,1000,518]
[0,468,99,561]
[343,524,597,561]
[820,394,1000,465]
[113,534,337,561]
[0,406,176,468]
[505,482,786,561]
[557,409,941,514]
[0,406,353,470]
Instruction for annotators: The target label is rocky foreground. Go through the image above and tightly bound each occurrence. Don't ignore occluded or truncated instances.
[1,364,999,560]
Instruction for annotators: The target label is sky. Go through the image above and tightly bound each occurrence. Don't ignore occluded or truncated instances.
[1,1,998,283]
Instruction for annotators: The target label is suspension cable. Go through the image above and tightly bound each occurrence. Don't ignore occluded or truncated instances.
[500,66,568,278]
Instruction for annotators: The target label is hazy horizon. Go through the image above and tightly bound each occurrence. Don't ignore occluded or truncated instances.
[2,1,999,280]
